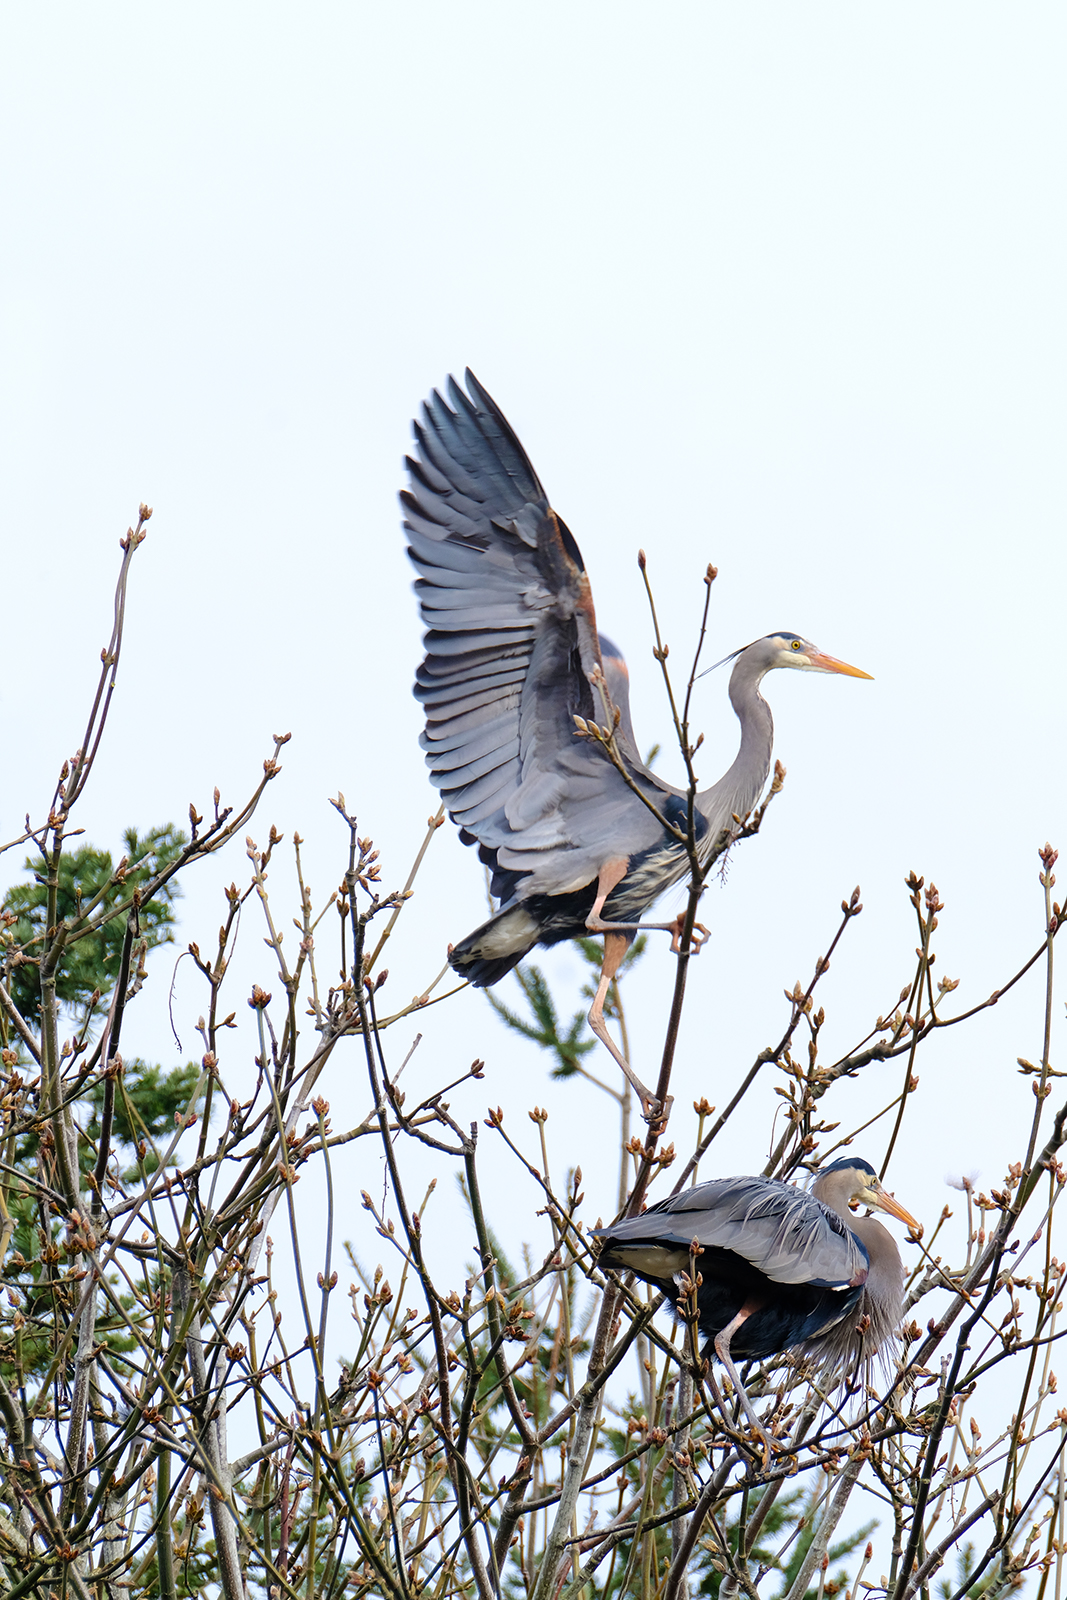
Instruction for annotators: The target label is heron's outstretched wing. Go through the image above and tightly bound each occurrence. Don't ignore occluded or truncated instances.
[598,634,640,753]
[403,372,664,894]
[595,1176,869,1290]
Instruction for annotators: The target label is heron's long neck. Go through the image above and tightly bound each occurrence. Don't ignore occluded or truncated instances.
[695,668,774,842]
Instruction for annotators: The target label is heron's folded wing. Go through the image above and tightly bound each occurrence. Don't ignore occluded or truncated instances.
[404,373,645,863]
[598,1177,869,1291]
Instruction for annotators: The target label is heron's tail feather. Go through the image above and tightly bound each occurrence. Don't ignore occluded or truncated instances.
[451,949,524,987]
[449,904,541,987]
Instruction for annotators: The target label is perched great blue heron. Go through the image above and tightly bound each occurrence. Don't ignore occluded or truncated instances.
[593,1157,918,1435]
[402,373,871,1111]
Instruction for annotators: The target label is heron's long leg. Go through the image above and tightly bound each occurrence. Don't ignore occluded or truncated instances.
[585,861,685,1121]
[713,1301,776,1453]
[586,858,629,924]
[587,930,666,1123]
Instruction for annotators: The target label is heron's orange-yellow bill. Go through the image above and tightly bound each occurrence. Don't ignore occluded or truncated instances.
[874,1188,919,1230]
[808,650,873,680]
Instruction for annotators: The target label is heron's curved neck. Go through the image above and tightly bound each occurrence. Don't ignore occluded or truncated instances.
[847,1214,904,1323]
[695,663,774,836]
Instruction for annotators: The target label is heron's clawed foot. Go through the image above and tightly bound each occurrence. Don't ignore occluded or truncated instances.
[668,914,710,955]
[746,1419,780,1466]
[611,1060,671,1127]
[641,1090,673,1128]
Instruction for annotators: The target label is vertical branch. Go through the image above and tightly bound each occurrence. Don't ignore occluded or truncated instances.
[173,1265,245,1600]
[636,550,703,788]
[64,507,151,808]
[155,1416,177,1600]
[365,805,444,974]
[619,561,720,1190]
[680,563,718,734]
[1022,843,1058,1183]
[341,810,485,1600]
[28,514,157,1565]
[92,908,138,1220]
[663,1450,741,1600]
[880,877,939,1180]
[670,1367,694,1599]
[38,843,78,1209]
[780,1453,864,1600]
[529,1282,621,1600]
[89,1376,134,1598]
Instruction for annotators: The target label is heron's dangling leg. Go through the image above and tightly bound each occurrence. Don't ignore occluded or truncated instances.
[587,930,667,1123]
[584,861,676,1122]
[712,1300,777,1455]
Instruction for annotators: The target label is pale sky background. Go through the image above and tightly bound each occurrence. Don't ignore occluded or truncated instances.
[1,2,1065,1488]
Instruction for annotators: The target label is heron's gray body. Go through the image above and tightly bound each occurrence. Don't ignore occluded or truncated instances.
[594,1159,909,1376]
[402,372,785,985]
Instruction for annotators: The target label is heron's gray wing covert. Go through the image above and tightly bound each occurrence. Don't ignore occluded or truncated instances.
[597,1176,869,1290]
[403,372,667,898]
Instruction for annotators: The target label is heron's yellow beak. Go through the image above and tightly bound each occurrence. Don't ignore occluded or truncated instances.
[870,1185,919,1231]
[806,649,873,680]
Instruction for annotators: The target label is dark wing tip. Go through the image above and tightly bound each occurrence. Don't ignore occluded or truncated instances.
[464,368,490,405]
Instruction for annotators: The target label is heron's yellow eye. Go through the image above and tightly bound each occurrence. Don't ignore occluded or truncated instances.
[790,640,802,651]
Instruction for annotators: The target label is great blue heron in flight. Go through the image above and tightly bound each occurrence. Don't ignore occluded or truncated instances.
[402,373,871,1113]
[593,1157,918,1439]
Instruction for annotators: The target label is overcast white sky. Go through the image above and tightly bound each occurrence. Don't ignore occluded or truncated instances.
[1,7,1064,1354]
